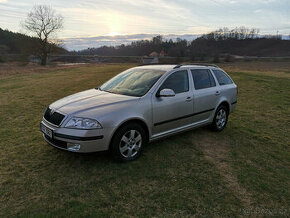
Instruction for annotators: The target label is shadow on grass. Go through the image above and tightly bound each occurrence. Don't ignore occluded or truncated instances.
[47,126,212,161]
[37,125,217,180]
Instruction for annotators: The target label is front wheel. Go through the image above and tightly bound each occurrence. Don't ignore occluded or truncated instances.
[111,123,146,162]
[211,105,228,132]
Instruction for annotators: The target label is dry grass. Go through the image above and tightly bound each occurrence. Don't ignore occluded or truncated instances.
[0,62,133,76]
[191,129,253,208]
[220,61,290,79]
[0,61,289,217]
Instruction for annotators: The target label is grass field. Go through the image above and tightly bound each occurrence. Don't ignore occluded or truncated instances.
[0,61,289,217]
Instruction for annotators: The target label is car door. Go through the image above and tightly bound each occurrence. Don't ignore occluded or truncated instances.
[211,69,237,105]
[152,70,193,135]
[190,69,220,123]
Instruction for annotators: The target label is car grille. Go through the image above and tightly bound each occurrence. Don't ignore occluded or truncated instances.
[44,135,67,149]
[44,107,65,126]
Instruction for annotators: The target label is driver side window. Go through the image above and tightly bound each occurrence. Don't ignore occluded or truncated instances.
[159,70,189,94]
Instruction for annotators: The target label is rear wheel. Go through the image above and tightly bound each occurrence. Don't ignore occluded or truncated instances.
[111,123,146,162]
[211,105,228,132]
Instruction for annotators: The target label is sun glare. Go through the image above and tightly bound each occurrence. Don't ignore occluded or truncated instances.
[105,12,123,36]
[109,32,120,36]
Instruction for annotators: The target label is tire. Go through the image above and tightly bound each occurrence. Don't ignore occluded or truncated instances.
[111,123,147,162]
[211,105,228,132]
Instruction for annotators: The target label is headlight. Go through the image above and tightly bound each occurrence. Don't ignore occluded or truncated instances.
[65,117,102,129]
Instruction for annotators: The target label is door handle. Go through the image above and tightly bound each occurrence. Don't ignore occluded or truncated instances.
[186,97,192,102]
[215,91,220,96]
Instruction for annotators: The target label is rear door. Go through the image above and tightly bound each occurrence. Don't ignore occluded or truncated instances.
[152,70,194,135]
[190,69,220,123]
[211,69,237,107]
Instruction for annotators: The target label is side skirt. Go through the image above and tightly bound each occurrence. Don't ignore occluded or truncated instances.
[150,119,211,142]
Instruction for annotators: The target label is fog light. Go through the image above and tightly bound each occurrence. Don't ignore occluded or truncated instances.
[67,143,81,151]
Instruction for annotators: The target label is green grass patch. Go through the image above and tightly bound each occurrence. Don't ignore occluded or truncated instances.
[0,63,289,216]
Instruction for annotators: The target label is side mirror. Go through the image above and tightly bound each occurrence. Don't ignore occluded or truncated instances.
[158,88,176,97]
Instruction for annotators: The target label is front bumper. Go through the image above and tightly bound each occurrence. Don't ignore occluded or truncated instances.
[40,120,112,153]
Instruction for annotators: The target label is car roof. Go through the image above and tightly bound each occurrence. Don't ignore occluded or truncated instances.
[136,64,219,72]
[135,64,177,71]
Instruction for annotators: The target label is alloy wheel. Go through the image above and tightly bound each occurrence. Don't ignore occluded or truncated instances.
[216,108,227,129]
[119,130,142,158]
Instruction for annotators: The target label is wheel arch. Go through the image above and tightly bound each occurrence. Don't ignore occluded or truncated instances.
[218,101,230,113]
[109,118,150,151]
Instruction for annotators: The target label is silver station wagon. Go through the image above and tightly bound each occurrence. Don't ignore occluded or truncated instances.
[40,64,237,161]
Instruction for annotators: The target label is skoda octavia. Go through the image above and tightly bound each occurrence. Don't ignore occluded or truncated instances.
[40,64,237,161]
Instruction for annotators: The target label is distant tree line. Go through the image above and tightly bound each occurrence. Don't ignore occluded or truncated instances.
[198,27,260,40]
[71,35,189,57]
[1,26,289,63]
[0,28,39,54]
[0,28,66,56]
[72,27,288,58]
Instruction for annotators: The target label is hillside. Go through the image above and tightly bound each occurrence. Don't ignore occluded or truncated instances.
[75,31,290,58]
[191,38,290,57]
[0,28,66,55]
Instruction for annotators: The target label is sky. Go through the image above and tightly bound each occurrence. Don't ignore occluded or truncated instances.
[0,0,289,50]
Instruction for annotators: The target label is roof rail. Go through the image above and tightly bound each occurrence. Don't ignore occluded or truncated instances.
[139,63,174,66]
[173,63,219,69]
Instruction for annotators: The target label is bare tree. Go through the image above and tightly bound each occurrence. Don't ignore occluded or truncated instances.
[23,5,63,65]
[200,27,260,41]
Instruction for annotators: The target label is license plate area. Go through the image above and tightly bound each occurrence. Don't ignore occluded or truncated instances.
[40,123,53,138]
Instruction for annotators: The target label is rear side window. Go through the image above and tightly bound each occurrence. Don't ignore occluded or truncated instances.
[191,69,216,90]
[212,69,233,85]
[160,70,189,94]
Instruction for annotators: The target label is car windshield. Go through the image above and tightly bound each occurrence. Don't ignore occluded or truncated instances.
[100,68,165,97]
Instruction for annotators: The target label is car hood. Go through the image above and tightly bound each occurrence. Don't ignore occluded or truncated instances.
[50,89,139,115]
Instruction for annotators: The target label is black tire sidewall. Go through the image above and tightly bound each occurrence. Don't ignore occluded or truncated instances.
[111,123,146,162]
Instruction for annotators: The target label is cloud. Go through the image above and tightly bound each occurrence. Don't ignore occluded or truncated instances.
[58,2,198,37]
[254,9,262,13]
[0,0,289,39]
